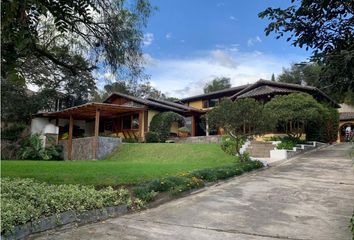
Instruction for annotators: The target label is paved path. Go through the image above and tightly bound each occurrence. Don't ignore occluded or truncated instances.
[37,144,354,240]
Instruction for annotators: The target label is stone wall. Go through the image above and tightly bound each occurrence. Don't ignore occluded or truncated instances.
[174,135,221,144]
[59,137,122,160]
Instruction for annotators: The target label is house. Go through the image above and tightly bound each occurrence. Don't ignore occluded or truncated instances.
[338,104,354,142]
[31,79,340,160]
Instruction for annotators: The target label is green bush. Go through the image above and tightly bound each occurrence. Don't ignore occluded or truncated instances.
[1,178,131,234]
[220,135,245,155]
[122,138,138,143]
[178,127,190,133]
[276,141,296,150]
[133,187,157,202]
[1,123,27,141]
[149,112,185,142]
[306,104,339,143]
[145,131,160,143]
[17,134,63,160]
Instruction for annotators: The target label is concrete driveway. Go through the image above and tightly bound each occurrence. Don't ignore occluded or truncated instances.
[37,144,354,240]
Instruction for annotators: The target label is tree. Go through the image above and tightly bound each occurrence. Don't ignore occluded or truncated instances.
[277,62,322,86]
[264,93,323,139]
[259,0,354,96]
[207,98,273,161]
[271,74,276,82]
[2,0,152,82]
[203,77,231,93]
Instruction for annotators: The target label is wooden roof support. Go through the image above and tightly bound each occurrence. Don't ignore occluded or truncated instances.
[93,108,100,159]
[138,110,144,142]
[68,115,73,160]
[191,115,196,137]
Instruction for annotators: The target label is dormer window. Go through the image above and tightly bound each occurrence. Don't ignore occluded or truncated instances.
[203,98,219,108]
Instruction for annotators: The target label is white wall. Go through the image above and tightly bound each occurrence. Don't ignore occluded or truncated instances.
[31,117,59,135]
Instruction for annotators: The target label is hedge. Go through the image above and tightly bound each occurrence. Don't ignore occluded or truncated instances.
[149,112,185,142]
[1,178,131,234]
[133,160,263,202]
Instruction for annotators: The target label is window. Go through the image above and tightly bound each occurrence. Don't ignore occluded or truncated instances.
[203,99,219,108]
[122,116,131,130]
[122,114,140,130]
[132,113,139,129]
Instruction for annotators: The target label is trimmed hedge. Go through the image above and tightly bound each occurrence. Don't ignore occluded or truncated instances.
[133,160,263,202]
[1,178,131,234]
[149,112,185,142]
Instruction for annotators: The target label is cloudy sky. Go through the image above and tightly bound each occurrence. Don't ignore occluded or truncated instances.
[111,0,312,98]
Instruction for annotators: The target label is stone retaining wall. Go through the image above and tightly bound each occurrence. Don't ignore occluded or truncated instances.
[3,205,128,240]
[59,137,122,160]
[174,135,222,144]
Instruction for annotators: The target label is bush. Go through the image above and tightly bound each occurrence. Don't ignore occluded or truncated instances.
[276,141,296,150]
[1,178,131,234]
[178,127,190,133]
[220,135,245,155]
[122,138,138,143]
[145,131,160,143]
[1,123,27,141]
[133,187,157,202]
[149,112,185,142]
[17,134,63,160]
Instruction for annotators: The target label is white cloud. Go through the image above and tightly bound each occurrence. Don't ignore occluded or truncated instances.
[247,36,262,47]
[144,50,306,98]
[165,32,172,39]
[229,16,237,21]
[143,32,154,46]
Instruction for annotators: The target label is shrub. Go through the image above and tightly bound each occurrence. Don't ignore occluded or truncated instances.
[276,141,296,150]
[1,123,27,141]
[133,187,157,202]
[178,127,190,133]
[149,112,185,142]
[122,138,138,143]
[17,134,63,160]
[145,131,160,143]
[220,135,245,156]
[1,178,131,234]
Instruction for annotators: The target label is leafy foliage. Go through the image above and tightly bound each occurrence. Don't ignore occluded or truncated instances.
[1,178,131,234]
[264,93,323,139]
[204,77,231,93]
[259,0,354,98]
[132,160,264,203]
[178,127,190,133]
[144,132,160,143]
[306,105,339,143]
[276,141,296,150]
[1,123,27,141]
[207,98,273,161]
[221,135,245,156]
[17,134,63,160]
[149,112,185,142]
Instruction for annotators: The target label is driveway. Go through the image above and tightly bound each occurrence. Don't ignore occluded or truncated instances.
[36,144,354,240]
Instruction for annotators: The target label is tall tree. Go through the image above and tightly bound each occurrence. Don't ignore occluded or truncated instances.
[207,98,274,161]
[271,73,276,82]
[203,77,231,93]
[259,0,354,97]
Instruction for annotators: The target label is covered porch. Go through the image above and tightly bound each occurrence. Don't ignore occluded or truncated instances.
[43,102,145,160]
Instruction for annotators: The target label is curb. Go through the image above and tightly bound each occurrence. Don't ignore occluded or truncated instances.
[2,205,128,240]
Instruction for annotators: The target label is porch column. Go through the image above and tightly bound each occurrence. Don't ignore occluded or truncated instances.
[191,115,196,137]
[138,110,144,142]
[68,115,73,160]
[205,115,209,136]
[93,108,100,159]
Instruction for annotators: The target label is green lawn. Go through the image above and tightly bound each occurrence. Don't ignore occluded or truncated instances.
[1,143,237,186]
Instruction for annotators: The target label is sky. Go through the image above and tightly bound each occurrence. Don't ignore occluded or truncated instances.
[110,0,312,98]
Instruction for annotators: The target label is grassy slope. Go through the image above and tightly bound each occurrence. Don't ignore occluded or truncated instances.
[1,144,237,186]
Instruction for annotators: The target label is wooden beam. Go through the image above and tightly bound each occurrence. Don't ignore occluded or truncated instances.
[68,115,73,160]
[138,110,144,142]
[191,115,196,137]
[93,109,100,159]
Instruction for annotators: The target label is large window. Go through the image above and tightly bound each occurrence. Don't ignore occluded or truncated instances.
[122,113,140,130]
[203,98,219,108]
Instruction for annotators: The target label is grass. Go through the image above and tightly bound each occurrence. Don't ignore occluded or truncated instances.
[1,143,238,186]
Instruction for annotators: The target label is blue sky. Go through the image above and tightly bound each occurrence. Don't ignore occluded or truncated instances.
[107,0,312,98]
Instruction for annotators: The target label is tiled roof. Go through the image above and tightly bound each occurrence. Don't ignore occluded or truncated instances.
[147,97,204,113]
[178,84,249,103]
[340,112,354,121]
[237,85,297,98]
